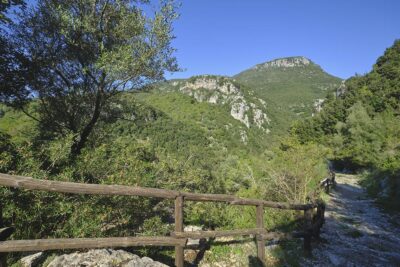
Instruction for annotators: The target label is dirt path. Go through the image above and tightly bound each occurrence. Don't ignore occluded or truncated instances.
[302,173,400,267]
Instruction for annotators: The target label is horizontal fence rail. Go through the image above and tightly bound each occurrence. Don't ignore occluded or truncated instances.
[0,172,336,267]
[0,173,316,210]
[0,237,186,253]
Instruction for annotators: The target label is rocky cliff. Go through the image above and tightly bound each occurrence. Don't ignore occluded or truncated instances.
[165,75,271,133]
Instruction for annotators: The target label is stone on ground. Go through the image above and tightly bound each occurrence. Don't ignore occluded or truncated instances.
[46,249,168,267]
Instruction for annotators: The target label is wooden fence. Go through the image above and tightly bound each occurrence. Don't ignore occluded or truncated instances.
[0,172,336,267]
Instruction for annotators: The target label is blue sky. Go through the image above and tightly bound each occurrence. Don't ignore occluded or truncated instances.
[19,0,400,79]
[167,0,400,79]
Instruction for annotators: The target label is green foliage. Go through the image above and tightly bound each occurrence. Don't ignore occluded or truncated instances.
[293,40,400,210]
[3,0,178,157]
[0,84,330,262]
[235,57,342,119]
[0,132,19,172]
[333,102,384,167]
[1,22,342,265]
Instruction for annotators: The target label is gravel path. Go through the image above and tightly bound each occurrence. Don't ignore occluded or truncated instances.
[302,173,400,267]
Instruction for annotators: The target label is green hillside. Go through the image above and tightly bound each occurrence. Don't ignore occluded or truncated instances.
[292,40,400,210]
[234,56,342,117]
[0,56,336,264]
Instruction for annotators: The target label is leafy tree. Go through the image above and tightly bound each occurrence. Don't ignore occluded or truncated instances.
[0,0,25,22]
[3,0,179,158]
[334,102,383,168]
[0,132,19,172]
[0,0,27,105]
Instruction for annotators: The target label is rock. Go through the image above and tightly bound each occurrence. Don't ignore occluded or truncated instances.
[20,252,44,267]
[254,57,311,70]
[176,75,270,132]
[184,225,205,246]
[327,252,345,266]
[230,102,250,128]
[46,249,168,267]
[313,98,325,113]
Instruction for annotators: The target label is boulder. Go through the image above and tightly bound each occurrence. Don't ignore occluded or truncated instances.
[20,252,44,267]
[46,249,168,267]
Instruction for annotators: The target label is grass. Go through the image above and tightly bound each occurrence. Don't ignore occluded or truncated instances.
[266,240,303,267]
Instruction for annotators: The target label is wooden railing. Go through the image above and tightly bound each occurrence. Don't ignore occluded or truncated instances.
[0,172,335,267]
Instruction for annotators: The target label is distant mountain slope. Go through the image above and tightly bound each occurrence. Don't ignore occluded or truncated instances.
[136,75,276,150]
[133,57,342,148]
[157,75,271,131]
[234,56,342,116]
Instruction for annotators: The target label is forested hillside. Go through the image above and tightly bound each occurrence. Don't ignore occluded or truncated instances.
[2,0,398,265]
[292,40,400,210]
[0,0,333,262]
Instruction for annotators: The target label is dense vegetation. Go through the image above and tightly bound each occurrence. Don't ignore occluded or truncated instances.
[292,40,400,210]
[0,1,365,265]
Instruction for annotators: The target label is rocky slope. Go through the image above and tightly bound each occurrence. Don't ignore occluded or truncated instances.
[160,75,271,133]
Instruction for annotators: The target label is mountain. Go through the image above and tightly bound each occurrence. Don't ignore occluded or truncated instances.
[135,57,342,141]
[135,75,274,151]
[234,56,342,117]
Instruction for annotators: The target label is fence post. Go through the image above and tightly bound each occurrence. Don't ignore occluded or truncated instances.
[314,205,322,240]
[256,205,265,264]
[174,196,184,267]
[0,203,6,267]
[325,181,330,194]
[303,208,312,257]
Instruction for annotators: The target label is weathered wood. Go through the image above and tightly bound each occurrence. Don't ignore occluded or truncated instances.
[0,173,316,210]
[303,208,313,257]
[0,172,330,263]
[0,173,179,199]
[313,202,326,239]
[0,204,2,227]
[0,204,6,267]
[174,196,184,267]
[0,237,187,252]
[172,228,266,239]
[184,192,316,209]
[256,205,265,264]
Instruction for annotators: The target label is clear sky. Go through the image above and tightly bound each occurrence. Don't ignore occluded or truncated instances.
[167,0,400,80]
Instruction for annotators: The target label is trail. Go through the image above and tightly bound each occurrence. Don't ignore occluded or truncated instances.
[302,173,400,267]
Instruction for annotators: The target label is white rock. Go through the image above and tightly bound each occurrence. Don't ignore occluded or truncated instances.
[231,102,250,128]
[177,76,271,130]
[254,57,311,70]
[20,252,44,267]
[46,249,168,267]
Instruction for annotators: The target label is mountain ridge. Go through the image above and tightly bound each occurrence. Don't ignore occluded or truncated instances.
[153,56,342,138]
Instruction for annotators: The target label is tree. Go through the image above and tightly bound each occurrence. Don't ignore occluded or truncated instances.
[334,102,384,168]
[0,0,25,22]
[3,0,179,158]
[0,0,27,104]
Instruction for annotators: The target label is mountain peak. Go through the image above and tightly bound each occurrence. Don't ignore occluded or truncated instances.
[254,56,313,70]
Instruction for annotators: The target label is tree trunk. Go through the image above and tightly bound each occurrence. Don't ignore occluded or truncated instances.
[70,88,103,159]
